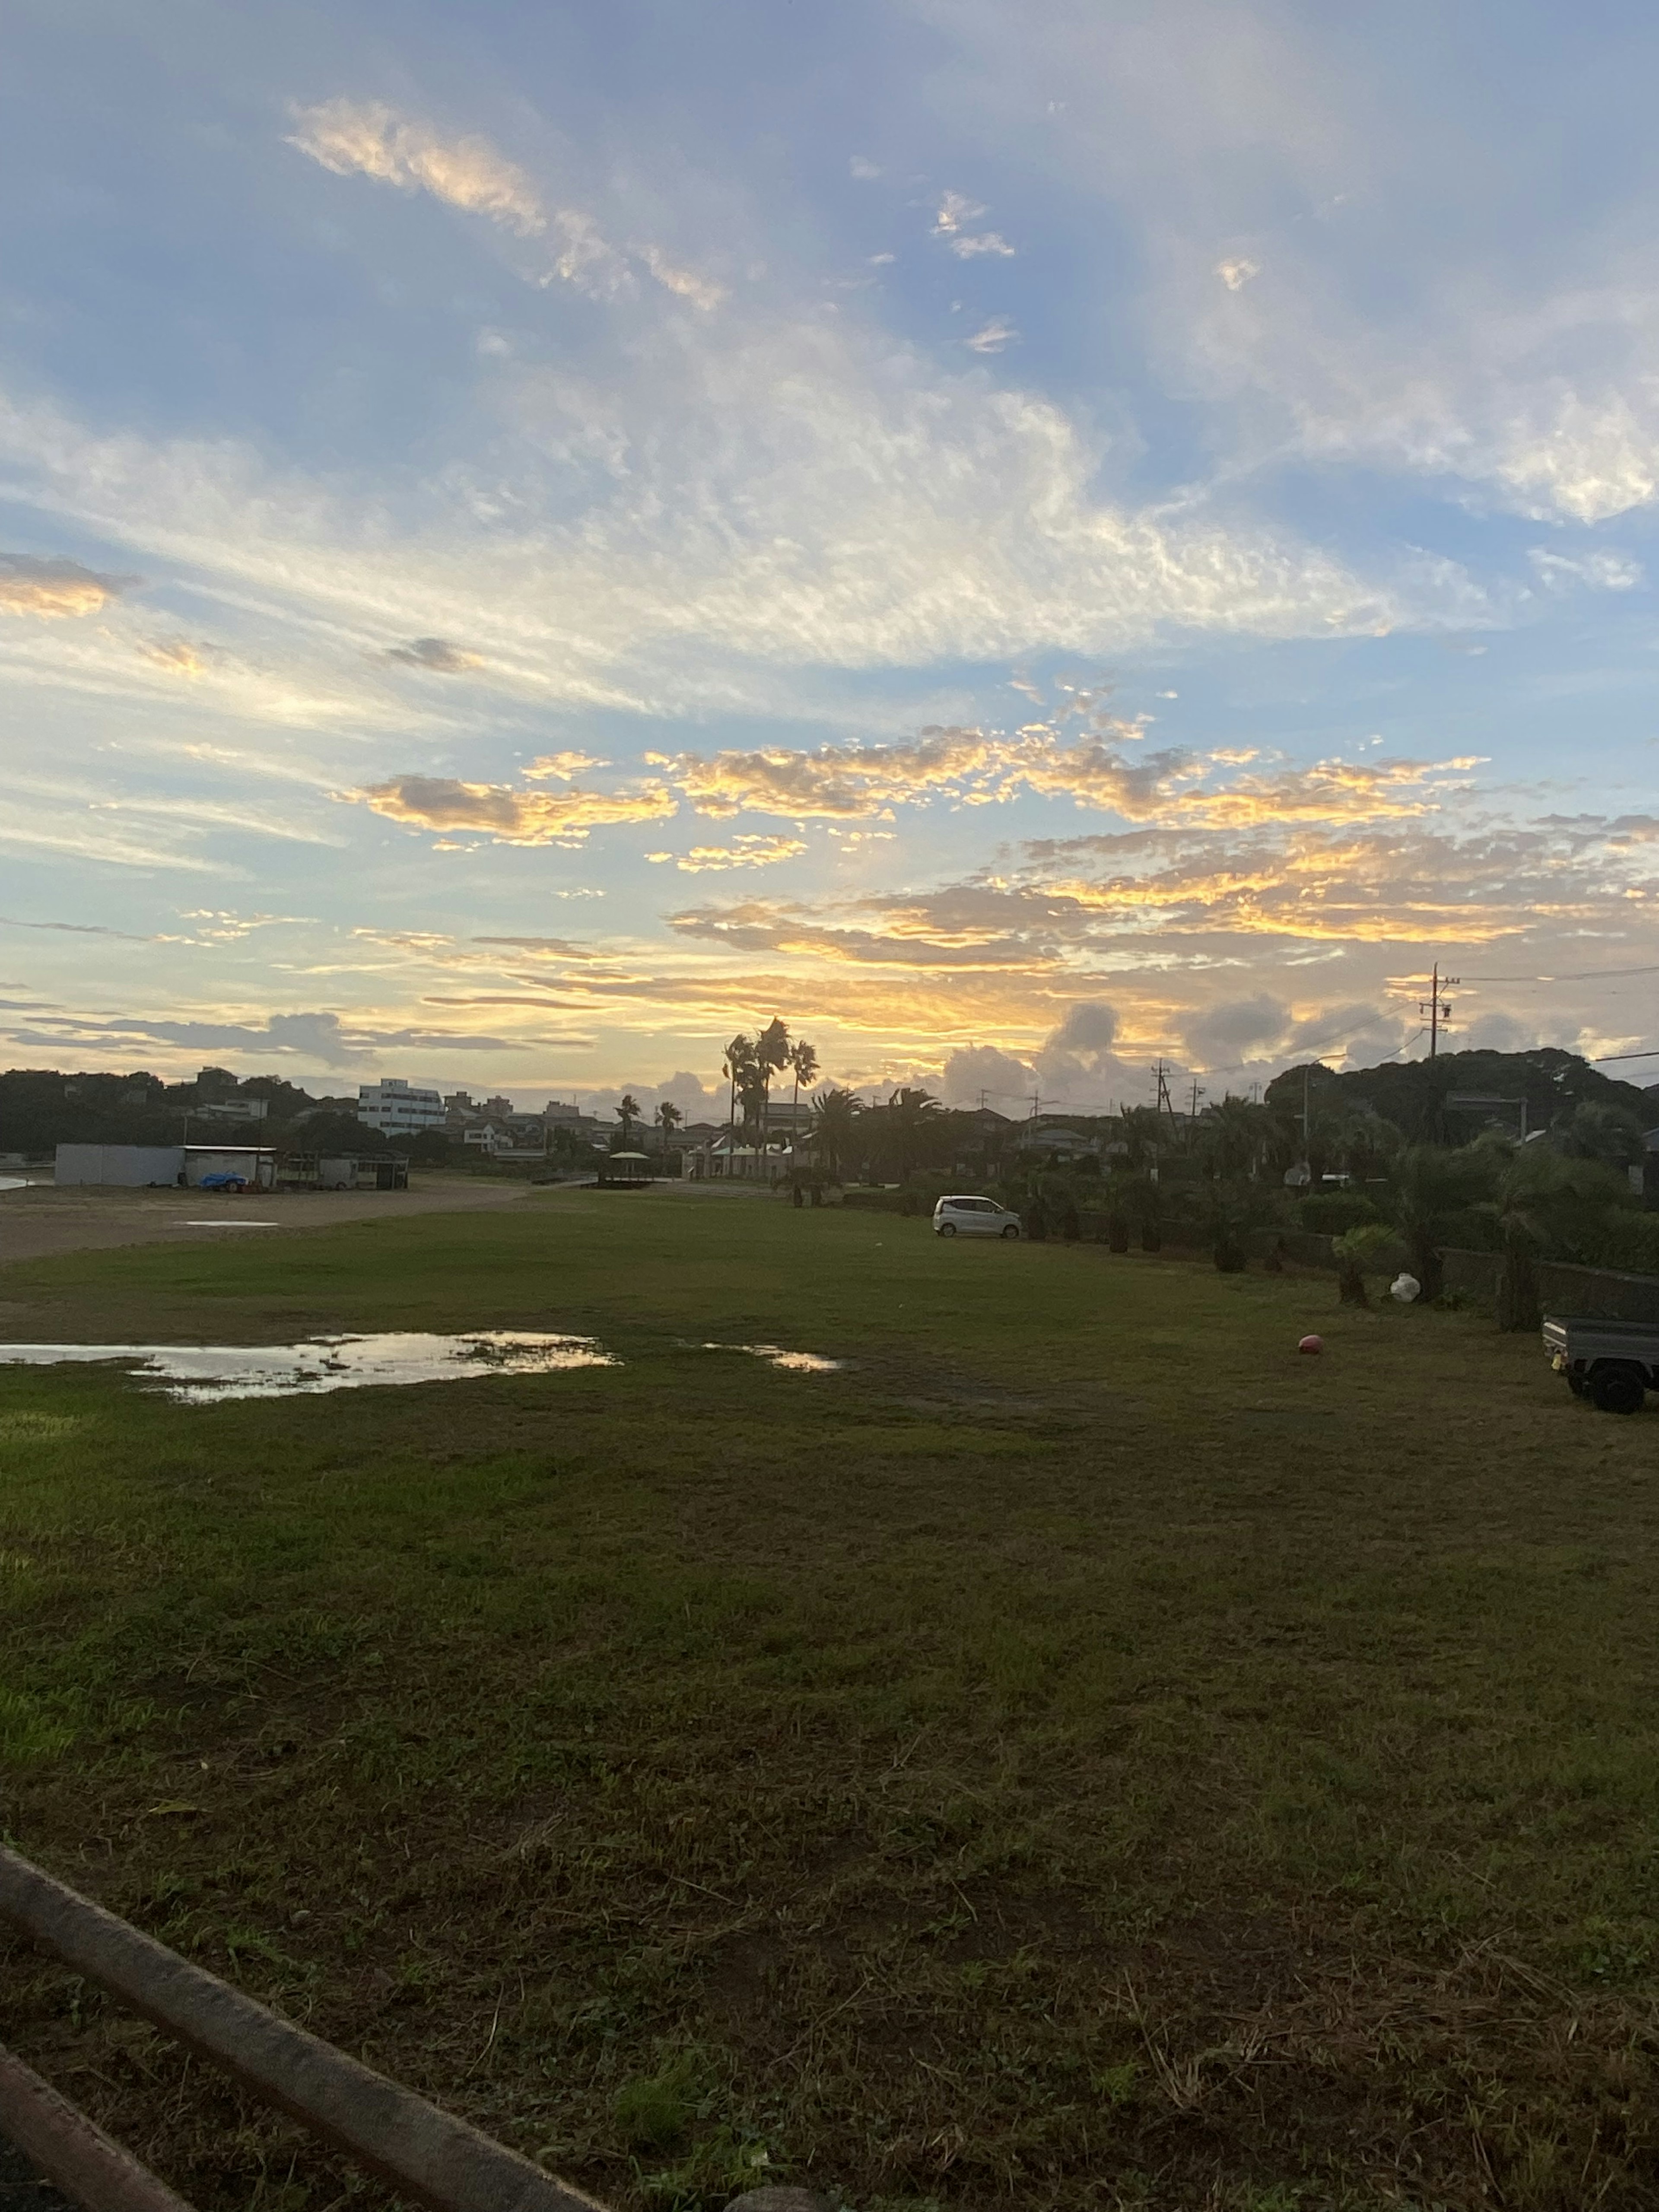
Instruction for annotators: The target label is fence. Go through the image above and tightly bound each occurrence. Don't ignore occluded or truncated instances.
[1074,1216,1659,1322]
[0,1845,610,2212]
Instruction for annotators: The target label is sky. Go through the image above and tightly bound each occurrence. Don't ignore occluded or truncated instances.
[4,0,1659,1121]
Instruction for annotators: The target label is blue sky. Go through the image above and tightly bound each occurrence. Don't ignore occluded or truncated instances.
[4,0,1659,1116]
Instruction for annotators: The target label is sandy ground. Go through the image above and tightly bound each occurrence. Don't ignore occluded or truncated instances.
[0,1174,538,1270]
[0,1171,791,1270]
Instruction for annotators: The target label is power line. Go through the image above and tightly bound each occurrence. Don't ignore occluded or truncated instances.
[1446,960,1659,985]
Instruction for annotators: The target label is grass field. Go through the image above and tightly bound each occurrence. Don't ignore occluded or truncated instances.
[1,1191,1656,2212]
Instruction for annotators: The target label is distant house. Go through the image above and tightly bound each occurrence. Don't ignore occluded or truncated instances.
[195,1096,270,1123]
[1013,1122,1100,1159]
[463,1117,553,1160]
[685,1130,805,1183]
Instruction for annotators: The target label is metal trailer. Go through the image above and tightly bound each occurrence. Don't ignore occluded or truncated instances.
[1542,1314,1659,1415]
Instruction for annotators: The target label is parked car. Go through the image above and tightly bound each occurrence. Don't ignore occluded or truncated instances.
[197,1172,248,1192]
[1542,1315,1658,1414]
[933,1195,1022,1239]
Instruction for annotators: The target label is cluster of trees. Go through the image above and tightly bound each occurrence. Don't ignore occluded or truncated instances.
[0,1064,457,1163]
[611,1095,686,1154]
[722,1020,821,1147]
[1021,1054,1657,1328]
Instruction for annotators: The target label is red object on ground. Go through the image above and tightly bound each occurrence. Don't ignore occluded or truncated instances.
[1298,1334,1323,1355]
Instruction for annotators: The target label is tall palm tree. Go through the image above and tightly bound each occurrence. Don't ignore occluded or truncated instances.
[616,1094,641,1147]
[754,1016,790,1150]
[809,1086,861,1184]
[787,1039,819,1157]
[655,1100,682,1159]
[887,1085,940,1182]
[722,1034,755,1157]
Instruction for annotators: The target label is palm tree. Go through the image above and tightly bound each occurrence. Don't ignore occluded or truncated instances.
[1333,1222,1396,1306]
[1196,1096,1268,1180]
[1388,1144,1485,1303]
[655,1100,682,1159]
[616,1094,641,1147]
[1547,1100,1645,1170]
[886,1085,940,1182]
[754,1016,790,1150]
[722,1034,755,1150]
[809,1086,861,1184]
[787,1038,819,1157]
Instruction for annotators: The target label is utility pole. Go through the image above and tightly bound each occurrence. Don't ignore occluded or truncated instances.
[1419,963,1459,1057]
[1151,1059,1176,1125]
[1188,1076,1205,1123]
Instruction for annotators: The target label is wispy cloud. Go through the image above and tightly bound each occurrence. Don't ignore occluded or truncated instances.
[964,316,1018,353]
[0,553,134,619]
[931,189,1014,259]
[286,99,547,235]
[637,245,728,311]
[287,99,724,309]
[1529,547,1644,591]
[931,190,986,237]
[645,835,809,872]
[385,636,484,672]
[949,231,1015,259]
[1214,257,1260,291]
[356,773,676,847]
[653,725,1476,830]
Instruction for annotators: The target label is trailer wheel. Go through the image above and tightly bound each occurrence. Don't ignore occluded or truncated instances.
[1590,1363,1646,1416]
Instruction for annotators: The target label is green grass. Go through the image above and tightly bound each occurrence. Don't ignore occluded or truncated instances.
[2,1192,1658,2211]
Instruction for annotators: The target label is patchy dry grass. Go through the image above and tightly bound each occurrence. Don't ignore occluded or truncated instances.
[0,1192,1656,2210]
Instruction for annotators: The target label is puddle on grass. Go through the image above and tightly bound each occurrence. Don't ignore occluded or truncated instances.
[0,1331,618,1403]
[699,1341,845,1373]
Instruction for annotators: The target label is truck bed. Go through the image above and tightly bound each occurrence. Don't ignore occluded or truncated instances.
[1543,1314,1659,1369]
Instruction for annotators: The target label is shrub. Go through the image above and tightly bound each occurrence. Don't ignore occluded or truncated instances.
[1333,1222,1396,1306]
[1577,1209,1659,1276]
[1298,1190,1379,1236]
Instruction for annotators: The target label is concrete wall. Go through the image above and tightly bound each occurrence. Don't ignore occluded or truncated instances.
[54,1144,183,1187]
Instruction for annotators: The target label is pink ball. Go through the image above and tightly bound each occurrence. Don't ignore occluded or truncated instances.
[1298,1334,1323,1355]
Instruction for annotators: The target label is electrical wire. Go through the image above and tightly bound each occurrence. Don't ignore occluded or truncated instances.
[1449,960,1659,985]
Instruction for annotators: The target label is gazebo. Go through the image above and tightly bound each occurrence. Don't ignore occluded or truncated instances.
[597,1151,653,1189]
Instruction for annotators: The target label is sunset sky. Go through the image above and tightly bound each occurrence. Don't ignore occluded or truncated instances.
[5,1,1659,1117]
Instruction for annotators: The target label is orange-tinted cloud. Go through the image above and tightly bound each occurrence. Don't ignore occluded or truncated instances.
[647,835,809,872]
[0,553,134,619]
[658,724,1477,829]
[356,773,675,846]
[287,100,547,236]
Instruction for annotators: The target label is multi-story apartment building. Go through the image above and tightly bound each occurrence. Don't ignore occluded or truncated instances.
[357,1078,445,1135]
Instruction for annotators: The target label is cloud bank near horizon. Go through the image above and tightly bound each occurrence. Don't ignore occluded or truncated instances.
[2,4,1658,1099]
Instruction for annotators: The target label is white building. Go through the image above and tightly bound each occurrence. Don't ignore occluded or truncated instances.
[358,1079,445,1135]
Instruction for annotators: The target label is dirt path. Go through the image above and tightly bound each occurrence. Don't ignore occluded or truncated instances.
[0,1175,534,1270]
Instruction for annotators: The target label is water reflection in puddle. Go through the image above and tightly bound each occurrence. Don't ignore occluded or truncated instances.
[0,1331,618,1402]
[699,1341,845,1373]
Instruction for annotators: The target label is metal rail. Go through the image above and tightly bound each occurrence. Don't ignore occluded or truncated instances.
[0,1846,609,2212]
[0,2044,196,2212]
